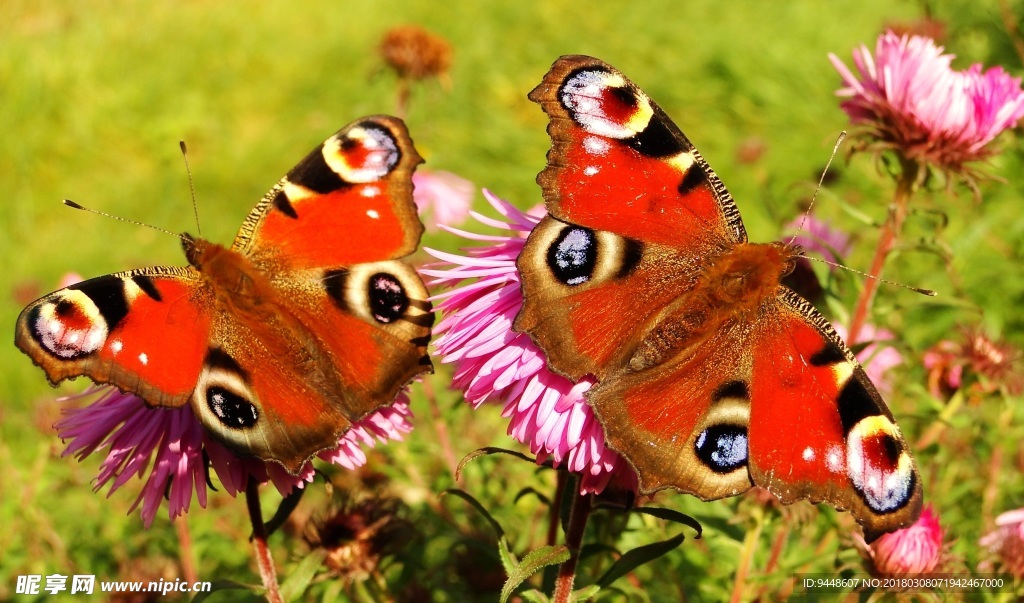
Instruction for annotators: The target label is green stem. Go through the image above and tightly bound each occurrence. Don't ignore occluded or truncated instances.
[982,406,1015,528]
[847,159,920,345]
[730,506,763,603]
[915,390,965,450]
[552,487,592,603]
[246,479,283,603]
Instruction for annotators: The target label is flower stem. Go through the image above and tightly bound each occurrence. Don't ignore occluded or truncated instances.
[175,517,198,585]
[246,479,283,603]
[395,78,410,120]
[982,406,1014,528]
[730,507,763,603]
[552,488,593,603]
[915,389,965,449]
[423,378,459,480]
[547,471,568,547]
[847,159,920,345]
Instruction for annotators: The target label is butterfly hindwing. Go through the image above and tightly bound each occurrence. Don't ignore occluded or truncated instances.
[587,319,755,501]
[516,215,700,380]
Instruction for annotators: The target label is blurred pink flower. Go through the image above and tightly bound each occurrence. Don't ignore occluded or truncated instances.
[413,169,474,230]
[785,215,852,266]
[859,505,945,575]
[829,31,1024,173]
[834,322,902,394]
[56,387,414,527]
[423,190,636,494]
[980,508,1024,577]
[923,327,1023,402]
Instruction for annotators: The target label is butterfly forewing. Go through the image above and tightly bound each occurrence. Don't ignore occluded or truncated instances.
[16,268,212,408]
[528,55,746,248]
[233,115,424,268]
[747,291,921,540]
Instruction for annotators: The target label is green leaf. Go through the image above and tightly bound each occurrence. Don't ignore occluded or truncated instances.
[456,446,538,482]
[497,536,519,575]
[280,549,328,602]
[579,542,619,562]
[632,506,703,537]
[571,584,601,601]
[190,580,258,602]
[514,486,551,506]
[500,545,570,603]
[439,487,505,540]
[519,589,550,603]
[595,534,686,588]
[695,515,746,541]
[264,486,305,536]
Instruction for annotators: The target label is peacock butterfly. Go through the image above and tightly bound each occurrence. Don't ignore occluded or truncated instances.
[515,55,921,540]
[15,115,433,474]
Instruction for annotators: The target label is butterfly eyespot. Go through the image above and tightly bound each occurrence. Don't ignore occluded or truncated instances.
[560,68,654,139]
[193,349,261,435]
[695,424,749,473]
[323,124,401,184]
[30,291,110,359]
[547,226,598,286]
[368,273,409,324]
[846,415,915,513]
[206,386,259,429]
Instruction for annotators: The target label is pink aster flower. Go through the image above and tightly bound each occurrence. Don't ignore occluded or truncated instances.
[56,387,414,527]
[413,169,474,230]
[858,505,945,575]
[980,507,1024,577]
[423,190,636,495]
[834,322,903,395]
[829,31,1024,174]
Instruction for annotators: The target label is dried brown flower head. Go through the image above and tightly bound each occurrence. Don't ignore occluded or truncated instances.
[379,25,452,82]
[304,492,415,584]
[923,327,1023,402]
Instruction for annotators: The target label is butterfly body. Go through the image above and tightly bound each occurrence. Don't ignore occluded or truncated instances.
[625,240,796,373]
[517,56,921,540]
[16,116,433,474]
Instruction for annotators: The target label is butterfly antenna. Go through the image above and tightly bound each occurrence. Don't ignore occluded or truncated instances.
[787,132,935,298]
[180,140,202,237]
[63,199,188,242]
[786,131,846,248]
[804,254,937,297]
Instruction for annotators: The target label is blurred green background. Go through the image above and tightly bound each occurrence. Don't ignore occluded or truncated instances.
[2,0,1023,601]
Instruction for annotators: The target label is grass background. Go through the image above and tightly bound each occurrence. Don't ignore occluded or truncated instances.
[2,0,1023,600]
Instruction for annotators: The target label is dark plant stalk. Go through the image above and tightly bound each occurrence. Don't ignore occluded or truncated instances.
[246,479,283,603]
[547,471,567,547]
[552,489,592,603]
